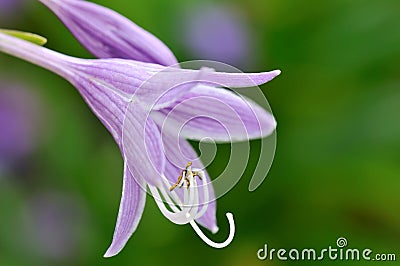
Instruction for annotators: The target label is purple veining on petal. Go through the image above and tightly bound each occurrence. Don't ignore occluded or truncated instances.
[153,85,277,142]
[122,100,166,187]
[104,163,146,257]
[39,0,178,65]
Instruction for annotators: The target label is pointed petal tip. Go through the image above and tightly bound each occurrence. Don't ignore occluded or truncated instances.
[211,225,219,234]
[260,69,281,83]
[247,69,280,87]
[103,248,118,258]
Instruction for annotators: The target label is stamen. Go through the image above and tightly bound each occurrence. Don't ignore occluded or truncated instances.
[193,170,209,219]
[169,173,183,191]
[170,162,192,191]
[148,185,193,224]
[151,163,236,249]
[161,177,183,206]
[159,163,209,220]
[150,171,199,224]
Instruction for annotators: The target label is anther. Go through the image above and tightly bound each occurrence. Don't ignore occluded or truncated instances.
[170,162,195,191]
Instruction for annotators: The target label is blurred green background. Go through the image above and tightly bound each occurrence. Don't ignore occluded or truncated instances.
[0,0,399,265]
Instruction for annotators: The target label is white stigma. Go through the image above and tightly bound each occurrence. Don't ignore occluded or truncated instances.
[148,163,235,249]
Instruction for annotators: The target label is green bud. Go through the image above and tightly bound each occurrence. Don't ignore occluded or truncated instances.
[0,29,47,46]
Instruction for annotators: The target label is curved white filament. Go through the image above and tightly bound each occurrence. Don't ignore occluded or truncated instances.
[190,213,235,249]
[193,169,209,219]
[156,171,205,222]
[187,176,198,219]
[148,185,193,224]
[161,176,183,207]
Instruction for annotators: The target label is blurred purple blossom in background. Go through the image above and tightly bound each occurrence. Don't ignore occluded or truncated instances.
[21,191,90,260]
[0,82,43,171]
[180,3,254,67]
[0,0,22,10]
[0,0,27,23]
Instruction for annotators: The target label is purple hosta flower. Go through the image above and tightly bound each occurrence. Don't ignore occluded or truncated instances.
[38,0,277,242]
[0,82,42,170]
[30,0,279,256]
[0,28,280,257]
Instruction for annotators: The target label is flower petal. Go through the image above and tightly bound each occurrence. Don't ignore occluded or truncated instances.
[104,163,146,258]
[39,0,178,66]
[152,85,277,142]
[70,73,130,144]
[152,67,281,92]
[199,69,281,88]
[161,133,218,232]
[122,100,165,187]
[135,66,281,110]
